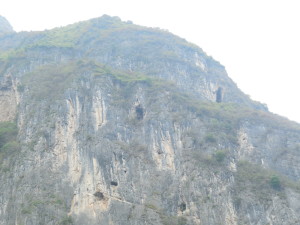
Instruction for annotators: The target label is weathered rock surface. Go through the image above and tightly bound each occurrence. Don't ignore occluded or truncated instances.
[0,15,300,225]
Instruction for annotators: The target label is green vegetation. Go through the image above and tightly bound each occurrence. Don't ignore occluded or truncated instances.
[26,14,185,51]
[1,14,300,225]
[161,215,187,225]
[0,48,26,61]
[270,175,281,190]
[171,89,300,133]
[214,150,227,162]
[115,140,150,162]
[190,150,229,170]
[0,13,203,81]
[204,133,217,143]
[145,203,158,210]
[94,64,154,84]
[59,216,73,225]
[21,207,32,214]
[234,161,300,204]
[17,84,25,92]
[235,161,279,193]
[22,61,85,101]
[21,59,168,104]
[144,202,187,225]
[34,20,92,48]
[0,122,18,145]
[19,192,70,225]
[0,122,20,166]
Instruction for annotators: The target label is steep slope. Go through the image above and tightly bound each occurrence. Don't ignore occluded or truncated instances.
[1,15,300,225]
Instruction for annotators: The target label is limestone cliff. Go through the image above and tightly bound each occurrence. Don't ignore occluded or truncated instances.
[0,15,300,225]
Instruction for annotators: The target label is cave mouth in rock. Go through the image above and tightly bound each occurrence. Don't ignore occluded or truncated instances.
[216,87,223,103]
[135,104,144,120]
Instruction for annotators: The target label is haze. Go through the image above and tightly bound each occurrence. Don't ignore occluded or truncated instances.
[1,0,299,123]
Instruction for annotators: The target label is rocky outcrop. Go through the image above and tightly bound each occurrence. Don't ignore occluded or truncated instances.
[0,16,300,225]
[0,73,18,121]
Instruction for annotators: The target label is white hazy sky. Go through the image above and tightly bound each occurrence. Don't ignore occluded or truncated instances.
[1,0,300,123]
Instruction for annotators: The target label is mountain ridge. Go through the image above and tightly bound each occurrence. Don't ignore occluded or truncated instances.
[0,15,267,111]
[0,15,300,225]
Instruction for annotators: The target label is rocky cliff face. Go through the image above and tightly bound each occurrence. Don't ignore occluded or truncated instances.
[1,15,300,225]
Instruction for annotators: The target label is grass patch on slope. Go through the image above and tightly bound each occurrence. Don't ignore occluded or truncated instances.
[33,20,93,48]
[94,63,156,84]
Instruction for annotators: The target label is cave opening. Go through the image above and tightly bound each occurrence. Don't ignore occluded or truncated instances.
[216,87,223,103]
[135,104,144,120]
[111,181,118,186]
[94,191,104,200]
[179,202,187,212]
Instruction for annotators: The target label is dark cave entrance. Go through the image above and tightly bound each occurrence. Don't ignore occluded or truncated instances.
[216,87,223,103]
[135,104,144,120]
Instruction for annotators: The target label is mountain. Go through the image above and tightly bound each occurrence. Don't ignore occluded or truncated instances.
[1,15,300,225]
[0,16,14,35]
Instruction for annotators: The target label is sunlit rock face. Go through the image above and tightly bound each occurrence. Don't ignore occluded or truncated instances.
[0,16,14,35]
[0,15,300,225]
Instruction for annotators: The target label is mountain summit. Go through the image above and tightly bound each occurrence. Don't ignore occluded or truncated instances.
[1,15,300,225]
[0,16,14,34]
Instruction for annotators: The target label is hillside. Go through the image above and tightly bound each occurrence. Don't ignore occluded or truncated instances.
[1,15,300,225]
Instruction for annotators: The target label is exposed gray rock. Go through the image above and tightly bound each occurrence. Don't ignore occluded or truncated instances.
[0,15,300,225]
